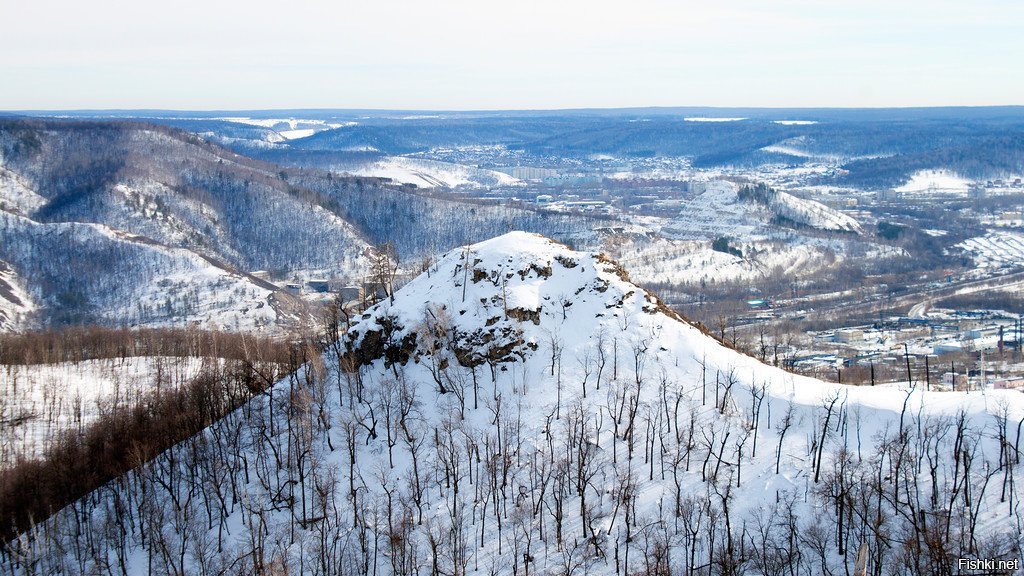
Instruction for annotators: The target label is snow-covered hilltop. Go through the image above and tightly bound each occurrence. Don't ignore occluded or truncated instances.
[8,232,1022,575]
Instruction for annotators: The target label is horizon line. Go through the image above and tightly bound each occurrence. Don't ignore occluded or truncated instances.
[4,104,1024,115]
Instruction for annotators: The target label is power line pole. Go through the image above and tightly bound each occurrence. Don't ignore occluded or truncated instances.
[903,343,913,387]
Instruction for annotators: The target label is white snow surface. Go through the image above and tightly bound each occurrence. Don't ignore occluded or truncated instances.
[216,117,355,142]
[771,189,862,233]
[615,237,838,285]
[896,169,973,194]
[0,357,209,466]
[342,156,521,189]
[0,165,46,216]
[0,262,34,331]
[760,144,820,159]
[957,231,1024,269]
[15,232,1024,574]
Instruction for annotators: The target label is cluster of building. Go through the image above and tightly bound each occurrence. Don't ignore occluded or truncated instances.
[789,312,1024,390]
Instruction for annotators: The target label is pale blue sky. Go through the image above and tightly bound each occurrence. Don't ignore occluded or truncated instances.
[2,0,1022,110]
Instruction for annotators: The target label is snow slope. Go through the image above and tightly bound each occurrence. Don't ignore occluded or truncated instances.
[613,237,838,285]
[343,156,521,189]
[770,188,863,233]
[958,231,1024,270]
[10,232,1022,574]
[217,117,355,143]
[896,169,972,195]
[668,180,861,239]
[0,166,46,216]
[0,357,208,466]
[0,212,281,331]
[0,260,34,331]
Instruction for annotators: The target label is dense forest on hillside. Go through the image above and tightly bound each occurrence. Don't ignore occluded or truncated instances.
[0,120,607,329]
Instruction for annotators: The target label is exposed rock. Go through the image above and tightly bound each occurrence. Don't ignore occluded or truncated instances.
[506,307,541,325]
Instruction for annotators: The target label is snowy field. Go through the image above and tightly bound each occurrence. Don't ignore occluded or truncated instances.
[896,169,972,195]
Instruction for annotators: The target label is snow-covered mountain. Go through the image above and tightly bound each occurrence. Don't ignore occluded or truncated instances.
[0,120,609,331]
[0,120,375,331]
[0,211,289,330]
[0,165,46,216]
[10,232,1021,575]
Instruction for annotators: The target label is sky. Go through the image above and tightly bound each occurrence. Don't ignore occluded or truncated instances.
[1,0,1023,110]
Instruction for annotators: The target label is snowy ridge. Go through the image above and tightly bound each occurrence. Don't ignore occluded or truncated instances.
[769,188,862,233]
[10,232,1023,574]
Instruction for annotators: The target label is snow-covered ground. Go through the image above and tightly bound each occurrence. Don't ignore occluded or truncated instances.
[0,356,208,466]
[958,230,1024,269]
[0,263,34,332]
[217,117,355,142]
[0,212,282,332]
[770,188,862,233]
[760,144,821,159]
[340,156,521,189]
[665,180,861,239]
[0,166,47,216]
[896,169,973,195]
[14,232,1023,575]
[613,237,835,286]
[608,231,901,289]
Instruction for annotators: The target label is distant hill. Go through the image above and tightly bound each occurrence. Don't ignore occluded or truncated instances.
[0,119,371,331]
[132,109,1024,188]
[0,119,603,331]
